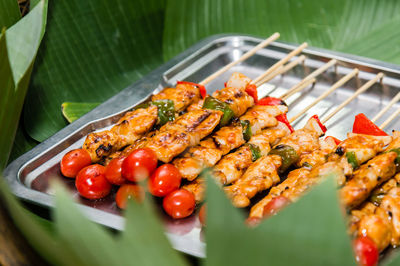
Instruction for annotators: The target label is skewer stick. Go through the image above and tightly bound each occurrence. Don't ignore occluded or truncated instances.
[371,91,400,123]
[281,78,316,101]
[380,106,400,130]
[199,33,280,85]
[321,72,384,123]
[280,59,337,100]
[255,55,306,87]
[289,68,359,123]
[251,42,308,85]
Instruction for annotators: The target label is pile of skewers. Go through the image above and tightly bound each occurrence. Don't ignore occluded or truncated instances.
[59,33,400,266]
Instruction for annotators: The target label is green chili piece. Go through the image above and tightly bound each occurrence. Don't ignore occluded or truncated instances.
[202,96,235,126]
[152,99,175,126]
[134,102,151,110]
[269,144,299,173]
[346,151,359,169]
[240,120,252,141]
[388,148,400,164]
[370,187,385,206]
[247,144,261,161]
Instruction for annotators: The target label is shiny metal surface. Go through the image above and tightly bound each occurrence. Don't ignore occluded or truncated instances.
[4,34,400,258]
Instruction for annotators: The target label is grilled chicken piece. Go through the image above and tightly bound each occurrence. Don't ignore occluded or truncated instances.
[249,161,344,218]
[225,72,252,90]
[83,105,158,162]
[212,86,254,117]
[380,187,400,246]
[357,213,392,251]
[212,145,254,185]
[336,134,392,172]
[173,105,288,180]
[278,128,320,156]
[145,109,223,163]
[212,127,287,185]
[182,178,205,203]
[225,155,282,208]
[340,152,397,209]
[297,137,337,169]
[151,83,201,112]
[185,71,252,112]
[187,98,204,112]
[384,130,400,152]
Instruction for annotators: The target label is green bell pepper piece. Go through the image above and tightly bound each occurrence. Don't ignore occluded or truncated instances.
[202,96,235,126]
[346,151,359,169]
[247,144,262,161]
[240,120,252,141]
[152,99,175,126]
[269,144,299,173]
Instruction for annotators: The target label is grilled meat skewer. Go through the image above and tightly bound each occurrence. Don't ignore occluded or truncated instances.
[182,124,290,202]
[173,104,288,181]
[226,116,330,208]
[83,83,201,162]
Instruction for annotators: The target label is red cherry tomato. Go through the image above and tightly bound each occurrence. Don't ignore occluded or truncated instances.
[263,196,290,218]
[75,164,111,200]
[163,189,196,219]
[115,184,145,209]
[105,157,126,185]
[148,164,181,197]
[199,204,206,226]
[353,236,379,266]
[60,149,92,178]
[121,148,158,182]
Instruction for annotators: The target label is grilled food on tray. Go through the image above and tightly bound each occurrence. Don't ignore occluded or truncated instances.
[58,38,400,266]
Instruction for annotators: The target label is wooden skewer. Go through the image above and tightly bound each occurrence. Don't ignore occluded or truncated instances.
[251,42,308,85]
[380,105,400,130]
[321,72,384,123]
[371,91,400,123]
[289,68,359,123]
[281,78,316,101]
[255,55,306,87]
[280,59,337,100]
[199,33,280,85]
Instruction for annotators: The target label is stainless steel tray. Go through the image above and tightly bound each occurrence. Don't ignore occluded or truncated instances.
[4,34,400,258]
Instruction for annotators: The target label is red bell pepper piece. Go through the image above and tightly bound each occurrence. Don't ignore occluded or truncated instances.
[352,113,388,136]
[245,84,258,103]
[177,81,207,99]
[224,82,227,88]
[257,96,287,106]
[325,136,341,145]
[276,114,294,133]
[310,115,327,133]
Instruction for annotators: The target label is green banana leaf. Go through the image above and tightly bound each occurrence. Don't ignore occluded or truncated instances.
[163,0,400,63]
[0,0,46,170]
[61,102,100,123]
[0,0,20,28]
[23,0,166,142]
